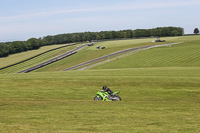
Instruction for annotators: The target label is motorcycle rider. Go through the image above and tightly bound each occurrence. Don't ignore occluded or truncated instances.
[103,85,115,96]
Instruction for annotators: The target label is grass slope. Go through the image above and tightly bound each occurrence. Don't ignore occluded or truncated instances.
[92,36,200,69]
[0,44,77,73]
[35,38,169,72]
[0,68,200,132]
[36,36,200,72]
[0,44,72,68]
[0,36,193,73]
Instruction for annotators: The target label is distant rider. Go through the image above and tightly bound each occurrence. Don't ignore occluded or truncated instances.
[103,85,114,96]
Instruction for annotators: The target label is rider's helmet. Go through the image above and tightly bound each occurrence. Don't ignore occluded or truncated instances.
[103,85,107,90]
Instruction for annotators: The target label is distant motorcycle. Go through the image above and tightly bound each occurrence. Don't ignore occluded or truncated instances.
[94,90,121,101]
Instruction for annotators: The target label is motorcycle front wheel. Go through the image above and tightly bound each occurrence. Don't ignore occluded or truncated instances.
[113,95,121,101]
[94,96,103,101]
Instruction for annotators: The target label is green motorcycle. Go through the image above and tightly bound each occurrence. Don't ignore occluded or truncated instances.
[94,90,121,101]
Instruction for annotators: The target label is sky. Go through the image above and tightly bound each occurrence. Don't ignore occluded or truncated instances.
[0,0,200,42]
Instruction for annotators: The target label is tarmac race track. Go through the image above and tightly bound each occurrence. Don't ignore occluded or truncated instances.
[62,42,182,71]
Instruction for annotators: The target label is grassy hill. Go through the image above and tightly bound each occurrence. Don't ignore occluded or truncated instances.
[0,44,78,73]
[0,35,200,132]
[1,36,198,73]
[34,38,157,72]
[1,37,159,73]
[93,38,200,69]
[34,37,180,72]
[35,36,200,72]
[0,44,73,68]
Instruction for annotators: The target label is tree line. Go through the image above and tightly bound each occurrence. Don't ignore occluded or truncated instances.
[0,26,184,57]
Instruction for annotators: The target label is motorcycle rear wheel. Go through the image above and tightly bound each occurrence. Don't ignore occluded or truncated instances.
[94,96,103,101]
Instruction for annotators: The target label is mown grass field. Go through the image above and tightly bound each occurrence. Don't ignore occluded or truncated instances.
[0,68,200,132]
[0,35,200,132]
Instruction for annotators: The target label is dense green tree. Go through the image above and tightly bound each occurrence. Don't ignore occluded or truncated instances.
[26,38,40,49]
[171,30,180,36]
[194,28,199,34]
[133,29,150,37]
